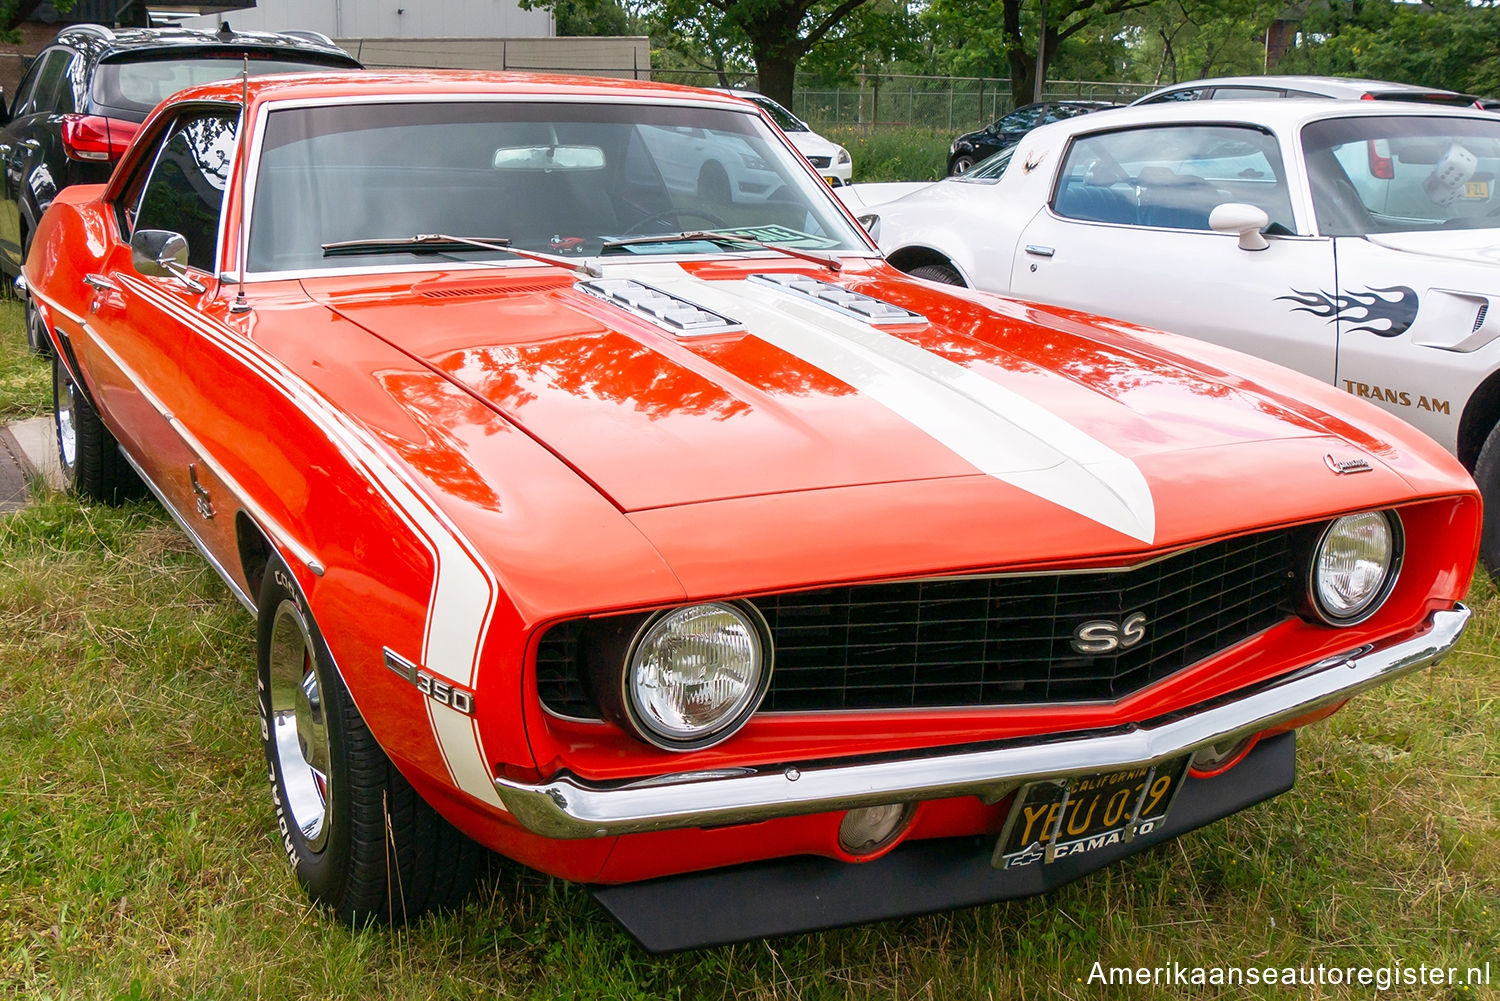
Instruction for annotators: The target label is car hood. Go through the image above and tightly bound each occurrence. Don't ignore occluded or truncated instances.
[837,181,941,211]
[310,260,1400,545]
[784,131,841,159]
[1365,229,1500,266]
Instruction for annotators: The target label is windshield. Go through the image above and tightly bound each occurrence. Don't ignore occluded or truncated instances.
[93,54,357,119]
[956,146,1016,182]
[247,100,867,274]
[1302,114,1500,235]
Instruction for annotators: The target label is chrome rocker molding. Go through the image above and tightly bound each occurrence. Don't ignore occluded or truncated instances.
[494,604,1469,839]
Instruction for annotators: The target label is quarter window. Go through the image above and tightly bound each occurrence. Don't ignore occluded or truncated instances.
[1052,125,1295,232]
[130,112,239,273]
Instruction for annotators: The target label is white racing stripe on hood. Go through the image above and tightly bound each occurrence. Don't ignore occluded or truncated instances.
[612,264,1156,543]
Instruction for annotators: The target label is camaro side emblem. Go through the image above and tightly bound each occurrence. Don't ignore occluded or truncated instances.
[1071,612,1148,655]
[1324,453,1373,475]
[384,648,476,715]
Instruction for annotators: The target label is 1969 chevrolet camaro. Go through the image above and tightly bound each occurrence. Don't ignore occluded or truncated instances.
[25,72,1479,951]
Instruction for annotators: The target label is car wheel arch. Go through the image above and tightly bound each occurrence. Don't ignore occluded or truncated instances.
[1456,368,1500,471]
[235,511,277,609]
[887,246,971,286]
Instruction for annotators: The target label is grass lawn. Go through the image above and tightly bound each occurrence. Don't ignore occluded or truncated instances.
[1,278,1496,999]
[0,300,48,422]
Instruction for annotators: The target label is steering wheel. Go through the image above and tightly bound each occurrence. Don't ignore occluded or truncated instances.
[621,208,727,236]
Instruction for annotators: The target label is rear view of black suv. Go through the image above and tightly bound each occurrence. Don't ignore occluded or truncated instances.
[0,23,361,351]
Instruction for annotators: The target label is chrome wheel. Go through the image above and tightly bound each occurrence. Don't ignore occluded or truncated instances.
[53,360,77,474]
[267,598,333,852]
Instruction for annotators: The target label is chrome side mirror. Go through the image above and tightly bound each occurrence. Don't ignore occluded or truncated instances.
[131,229,206,292]
[1208,203,1271,252]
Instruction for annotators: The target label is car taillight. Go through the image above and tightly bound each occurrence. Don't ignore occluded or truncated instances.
[1368,138,1394,179]
[61,114,139,163]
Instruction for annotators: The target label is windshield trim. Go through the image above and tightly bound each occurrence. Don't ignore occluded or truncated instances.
[230,92,879,280]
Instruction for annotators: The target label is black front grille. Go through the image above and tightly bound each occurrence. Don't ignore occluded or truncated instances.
[806,155,832,167]
[535,529,1299,718]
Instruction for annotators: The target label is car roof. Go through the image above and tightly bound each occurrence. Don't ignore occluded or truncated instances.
[52,22,359,65]
[1022,96,1499,143]
[167,70,775,110]
[1136,74,1472,101]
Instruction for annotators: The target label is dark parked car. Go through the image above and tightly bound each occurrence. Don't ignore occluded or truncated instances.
[0,22,361,352]
[947,100,1113,174]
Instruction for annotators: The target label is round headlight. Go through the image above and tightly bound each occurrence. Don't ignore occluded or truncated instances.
[836,146,851,165]
[1310,511,1401,624]
[624,602,771,750]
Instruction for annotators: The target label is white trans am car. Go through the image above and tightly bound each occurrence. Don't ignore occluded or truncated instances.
[839,100,1500,569]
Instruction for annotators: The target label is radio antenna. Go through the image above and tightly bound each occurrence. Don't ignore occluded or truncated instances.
[230,56,251,314]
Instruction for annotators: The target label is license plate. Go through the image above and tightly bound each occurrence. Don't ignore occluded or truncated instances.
[992,757,1190,869]
[1464,180,1490,199]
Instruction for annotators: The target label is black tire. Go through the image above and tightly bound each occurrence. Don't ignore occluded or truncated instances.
[52,354,142,503]
[949,154,976,176]
[907,262,965,286]
[1473,422,1500,576]
[256,555,485,924]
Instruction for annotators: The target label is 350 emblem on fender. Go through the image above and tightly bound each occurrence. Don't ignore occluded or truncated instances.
[1071,611,1148,655]
[383,648,476,715]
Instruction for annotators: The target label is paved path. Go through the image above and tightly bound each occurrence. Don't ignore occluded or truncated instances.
[0,416,65,512]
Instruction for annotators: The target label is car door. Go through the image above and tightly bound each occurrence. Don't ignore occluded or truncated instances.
[1294,113,1500,452]
[0,48,68,273]
[1009,122,1341,382]
[77,109,241,558]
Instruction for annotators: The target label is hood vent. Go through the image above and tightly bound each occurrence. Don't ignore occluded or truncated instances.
[420,280,568,299]
[750,273,927,326]
[576,278,744,337]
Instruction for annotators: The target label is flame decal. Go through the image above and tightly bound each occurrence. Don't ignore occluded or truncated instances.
[1276,286,1418,338]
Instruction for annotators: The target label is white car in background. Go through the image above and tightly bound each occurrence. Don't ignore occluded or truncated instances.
[714,89,853,185]
[838,100,1500,568]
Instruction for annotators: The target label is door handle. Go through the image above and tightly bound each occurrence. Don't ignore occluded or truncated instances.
[84,273,119,292]
[1024,245,1055,258]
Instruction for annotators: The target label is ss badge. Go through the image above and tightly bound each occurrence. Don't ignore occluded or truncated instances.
[1071,611,1148,655]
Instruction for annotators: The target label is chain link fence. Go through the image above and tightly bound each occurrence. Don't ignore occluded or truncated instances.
[656,70,1156,132]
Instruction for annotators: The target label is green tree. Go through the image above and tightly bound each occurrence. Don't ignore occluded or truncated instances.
[925,0,1157,107]
[1122,0,1283,86]
[2,0,74,44]
[1281,0,1500,97]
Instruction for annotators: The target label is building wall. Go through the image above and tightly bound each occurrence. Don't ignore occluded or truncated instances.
[0,24,61,103]
[336,36,650,78]
[177,0,554,39]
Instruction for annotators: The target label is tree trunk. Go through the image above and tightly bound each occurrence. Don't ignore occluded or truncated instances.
[1003,0,1034,107]
[752,44,799,106]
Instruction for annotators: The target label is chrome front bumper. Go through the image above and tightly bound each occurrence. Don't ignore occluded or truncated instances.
[494,604,1469,840]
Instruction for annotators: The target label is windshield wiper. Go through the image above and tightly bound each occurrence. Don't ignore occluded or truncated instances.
[599,231,842,273]
[320,234,602,276]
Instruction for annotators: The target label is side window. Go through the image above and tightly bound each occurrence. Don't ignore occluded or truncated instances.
[1050,104,1094,122]
[1144,88,1209,104]
[998,105,1045,132]
[129,112,239,273]
[8,59,42,118]
[12,49,68,117]
[1208,87,1284,101]
[1053,125,1295,232]
[27,50,72,116]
